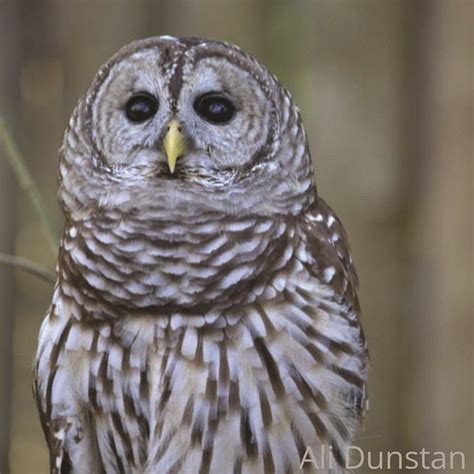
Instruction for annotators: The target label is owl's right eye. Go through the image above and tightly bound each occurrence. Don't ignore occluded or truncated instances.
[125,93,159,123]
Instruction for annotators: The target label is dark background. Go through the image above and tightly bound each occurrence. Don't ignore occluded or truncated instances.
[0,1,472,473]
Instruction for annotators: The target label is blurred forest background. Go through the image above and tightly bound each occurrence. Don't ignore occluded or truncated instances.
[0,1,472,473]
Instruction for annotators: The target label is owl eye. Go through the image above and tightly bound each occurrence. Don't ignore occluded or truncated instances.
[125,93,159,123]
[194,94,236,125]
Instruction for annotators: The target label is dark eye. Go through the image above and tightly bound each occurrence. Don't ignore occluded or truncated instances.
[193,94,236,124]
[125,93,158,123]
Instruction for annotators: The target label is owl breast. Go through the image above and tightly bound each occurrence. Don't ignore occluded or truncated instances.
[59,212,295,317]
[37,244,365,474]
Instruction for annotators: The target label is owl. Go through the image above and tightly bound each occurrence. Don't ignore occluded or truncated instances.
[34,36,368,474]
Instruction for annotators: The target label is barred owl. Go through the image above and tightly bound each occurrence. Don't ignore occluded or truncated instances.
[34,36,368,474]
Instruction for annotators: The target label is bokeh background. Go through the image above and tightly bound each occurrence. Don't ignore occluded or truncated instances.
[0,1,472,473]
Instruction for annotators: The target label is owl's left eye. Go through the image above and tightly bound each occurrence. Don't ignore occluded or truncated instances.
[193,94,236,125]
[125,93,159,123]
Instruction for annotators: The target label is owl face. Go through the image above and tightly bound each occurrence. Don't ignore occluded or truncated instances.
[90,38,275,181]
[62,37,313,217]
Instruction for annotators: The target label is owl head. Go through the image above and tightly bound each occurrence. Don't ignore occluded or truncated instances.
[59,37,315,221]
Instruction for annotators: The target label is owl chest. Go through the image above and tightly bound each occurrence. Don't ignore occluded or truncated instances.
[74,305,359,474]
[84,324,242,471]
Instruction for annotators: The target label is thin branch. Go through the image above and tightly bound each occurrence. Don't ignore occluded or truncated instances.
[0,116,59,256]
[0,253,55,284]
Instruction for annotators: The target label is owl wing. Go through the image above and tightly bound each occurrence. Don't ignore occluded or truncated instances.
[33,365,50,449]
[33,311,74,474]
[302,197,359,311]
[33,373,74,474]
[34,308,103,474]
[300,196,369,419]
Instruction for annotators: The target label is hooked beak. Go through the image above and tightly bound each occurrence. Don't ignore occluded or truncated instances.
[163,120,187,174]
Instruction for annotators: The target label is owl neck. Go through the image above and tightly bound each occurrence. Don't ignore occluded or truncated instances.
[57,209,301,322]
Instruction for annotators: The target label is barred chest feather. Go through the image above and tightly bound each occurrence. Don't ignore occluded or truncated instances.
[34,205,368,474]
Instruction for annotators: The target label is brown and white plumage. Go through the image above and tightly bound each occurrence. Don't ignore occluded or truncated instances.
[34,36,368,473]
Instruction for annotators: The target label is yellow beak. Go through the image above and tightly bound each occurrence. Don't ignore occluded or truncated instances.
[163,120,187,173]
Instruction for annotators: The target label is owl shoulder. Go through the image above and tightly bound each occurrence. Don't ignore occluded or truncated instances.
[298,195,360,315]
